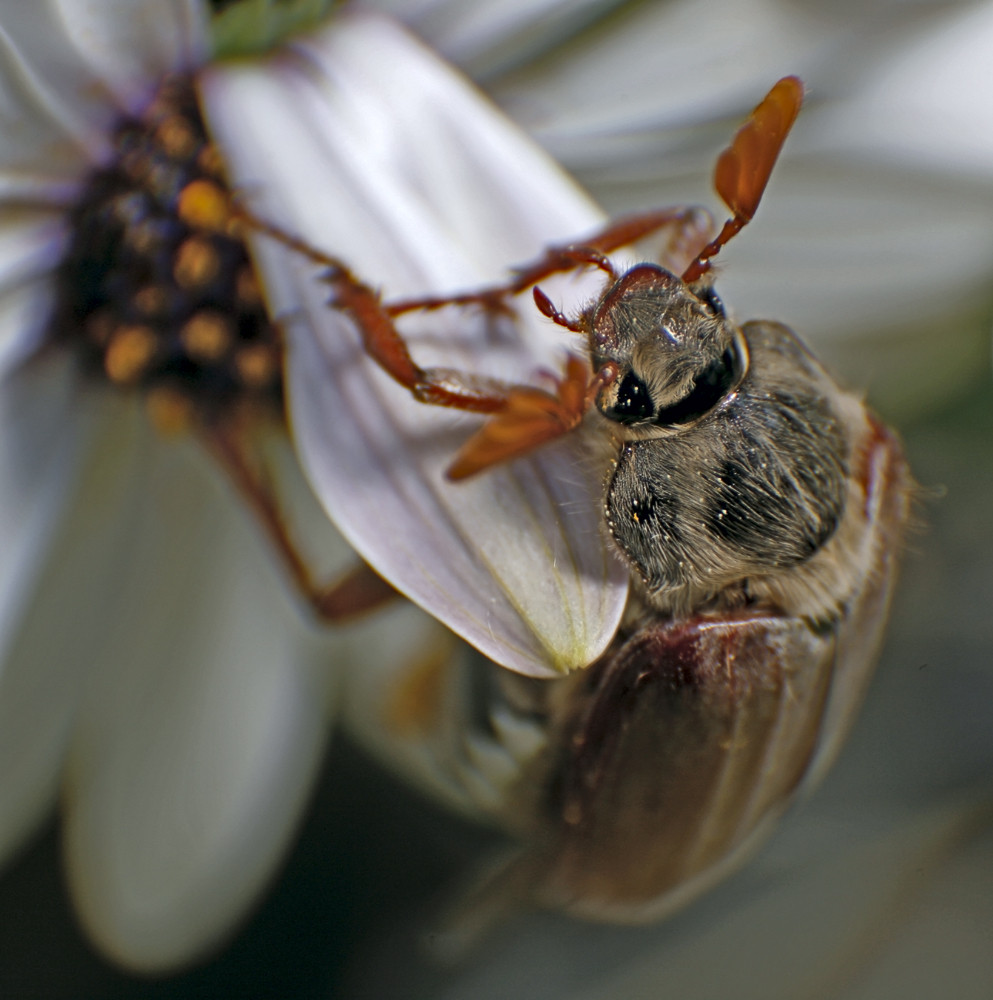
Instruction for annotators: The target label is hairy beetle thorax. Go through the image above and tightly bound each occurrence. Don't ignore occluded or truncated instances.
[603,320,854,619]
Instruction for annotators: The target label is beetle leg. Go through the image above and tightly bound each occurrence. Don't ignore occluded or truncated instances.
[319,256,604,476]
[244,211,517,413]
[385,209,708,319]
[202,420,400,622]
[446,355,596,479]
[320,263,516,413]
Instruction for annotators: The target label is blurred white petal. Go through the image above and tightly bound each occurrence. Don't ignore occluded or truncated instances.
[339,599,490,818]
[0,227,65,374]
[718,0,993,352]
[483,0,830,156]
[202,11,629,678]
[0,355,88,649]
[63,432,337,972]
[372,0,621,76]
[714,161,993,341]
[823,1,993,179]
[0,5,110,172]
[0,354,115,859]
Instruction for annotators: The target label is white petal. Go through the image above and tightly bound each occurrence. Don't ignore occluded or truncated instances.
[0,210,66,373]
[63,431,338,972]
[0,353,119,863]
[53,0,207,117]
[822,1,993,179]
[201,12,628,678]
[715,160,993,343]
[715,3,993,353]
[373,0,621,77]
[484,0,829,168]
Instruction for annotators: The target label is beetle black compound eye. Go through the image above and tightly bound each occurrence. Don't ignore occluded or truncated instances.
[604,370,655,424]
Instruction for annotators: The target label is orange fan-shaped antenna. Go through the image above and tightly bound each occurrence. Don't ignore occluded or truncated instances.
[683,76,803,283]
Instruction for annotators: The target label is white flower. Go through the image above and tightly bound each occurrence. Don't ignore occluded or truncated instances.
[197,0,993,994]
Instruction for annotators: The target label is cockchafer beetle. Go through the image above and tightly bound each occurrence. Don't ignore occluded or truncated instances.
[295,77,912,929]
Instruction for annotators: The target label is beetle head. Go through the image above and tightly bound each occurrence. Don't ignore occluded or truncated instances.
[589,264,745,430]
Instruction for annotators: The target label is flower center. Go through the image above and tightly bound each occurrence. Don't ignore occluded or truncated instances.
[51,75,283,427]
